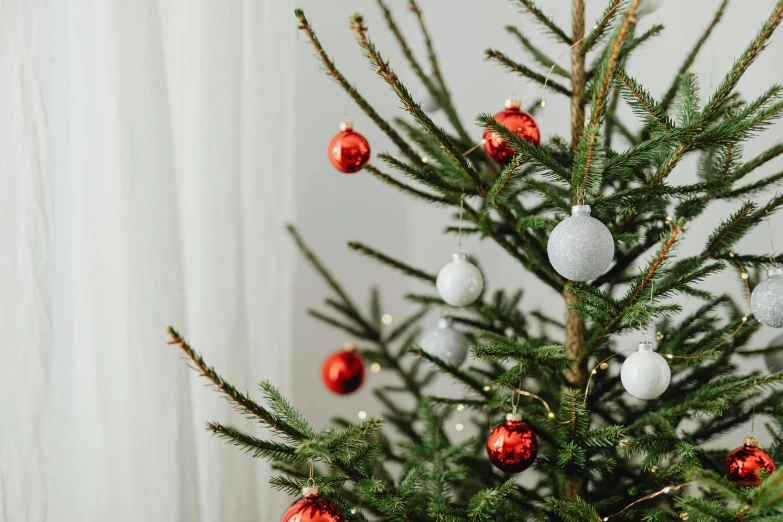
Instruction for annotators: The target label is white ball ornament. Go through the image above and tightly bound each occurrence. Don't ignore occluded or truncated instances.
[635,0,664,16]
[621,341,671,400]
[751,267,783,328]
[437,247,484,307]
[764,332,783,372]
[548,205,615,282]
[420,318,471,367]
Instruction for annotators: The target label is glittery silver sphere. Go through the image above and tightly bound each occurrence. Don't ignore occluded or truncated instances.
[547,205,614,282]
[437,248,484,307]
[764,332,783,372]
[420,318,470,367]
[751,268,783,328]
[636,0,664,16]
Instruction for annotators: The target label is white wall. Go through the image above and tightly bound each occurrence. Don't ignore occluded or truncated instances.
[291,0,783,436]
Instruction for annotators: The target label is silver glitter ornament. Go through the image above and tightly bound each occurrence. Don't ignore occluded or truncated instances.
[420,318,470,367]
[764,332,783,372]
[635,0,664,16]
[547,205,614,282]
[751,267,783,328]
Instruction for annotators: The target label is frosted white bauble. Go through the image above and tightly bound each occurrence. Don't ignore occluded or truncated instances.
[547,205,615,282]
[751,268,783,328]
[764,332,783,372]
[436,248,483,307]
[636,0,664,16]
[420,318,471,367]
[621,342,671,400]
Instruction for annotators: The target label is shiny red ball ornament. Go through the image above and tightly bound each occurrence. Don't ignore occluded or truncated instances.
[483,99,540,163]
[726,436,776,486]
[281,485,343,522]
[486,412,538,473]
[321,346,365,395]
[328,122,370,173]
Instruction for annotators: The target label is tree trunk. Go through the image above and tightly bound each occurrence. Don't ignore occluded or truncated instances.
[564,0,588,502]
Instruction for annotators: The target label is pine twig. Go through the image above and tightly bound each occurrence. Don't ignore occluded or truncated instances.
[513,0,572,44]
[485,49,572,96]
[294,9,421,165]
[348,241,437,284]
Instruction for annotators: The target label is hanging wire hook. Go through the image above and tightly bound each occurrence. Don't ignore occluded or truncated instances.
[307,459,316,487]
[458,194,465,247]
[766,210,777,265]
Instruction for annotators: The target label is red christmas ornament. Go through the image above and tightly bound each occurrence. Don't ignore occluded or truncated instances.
[483,99,540,163]
[321,346,365,395]
[486,412,538,473]
[328,122,370,173]
[726,436,776,486]
[281,484,343,522]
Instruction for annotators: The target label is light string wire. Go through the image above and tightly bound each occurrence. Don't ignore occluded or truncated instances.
[602,482,692,521]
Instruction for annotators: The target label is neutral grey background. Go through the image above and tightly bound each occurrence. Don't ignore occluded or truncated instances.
[291,0,783,442]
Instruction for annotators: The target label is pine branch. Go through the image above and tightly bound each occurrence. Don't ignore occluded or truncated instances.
[660,0,729,111]
[512,0,572,44]
[207,422,307,466]
[484,49,572,96]
[702,0,783,121]
[347,241,437,283]
[615,69,674,131]
[165,326,307,441]
[349,14,483,192]
[294,9,421,165]
[364,164,453,205]
[581,0,622,55]
[505,25,570,78]
[409,347,492,398]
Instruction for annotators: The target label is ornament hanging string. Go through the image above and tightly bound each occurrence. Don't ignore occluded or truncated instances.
[458,194,464,247]
[767,210,777,265]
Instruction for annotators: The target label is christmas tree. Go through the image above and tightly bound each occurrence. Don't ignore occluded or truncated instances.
[166,1,783,519]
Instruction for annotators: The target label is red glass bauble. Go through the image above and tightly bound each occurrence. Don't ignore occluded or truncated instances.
[281,489,343,522]
[321,348,365,395]
[483,99,540,163]
[726,436,776,486]
[486,413,538,473]
[328,122,370,173]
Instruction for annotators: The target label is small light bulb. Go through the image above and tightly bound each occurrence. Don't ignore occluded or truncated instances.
[456,404,465,412]
[381,314,393,325]
[455,423,464,432]
[481,138,487,144]
[663,487,671,493]
[600,362,609,370]
[421,156,429,164]
[483,385,491,392]
[540,99,547,108]
[729,251,735,257]
[650,466,658,473]
[742,316,748,322]
[350,508,358,515]
[741,272,749,280]
[548,412,555,419]
[667,354,674,359]
[656,332,664,341]
[358,411,367,420]
[371,362,381,373]
[592,369,597,375]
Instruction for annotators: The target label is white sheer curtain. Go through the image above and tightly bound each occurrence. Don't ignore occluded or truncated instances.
[1,1,295,520]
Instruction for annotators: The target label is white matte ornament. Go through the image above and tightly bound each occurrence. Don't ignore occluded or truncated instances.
[751,268,783,328]
[420,318,471,367]
[636,0,664,16]
[621,342,671,400]
[547,205,615,282]
[437,248,484,307]
[765,332,783,372]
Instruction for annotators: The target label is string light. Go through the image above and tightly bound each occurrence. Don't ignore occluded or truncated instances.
[601,482,691,520]
[358,411,367,420]
[371,362,381,373]
[483,385,492,392]
[421,156,429,164]
[381,314,393,325]
[455,423,464,432]
[456,403,465,412]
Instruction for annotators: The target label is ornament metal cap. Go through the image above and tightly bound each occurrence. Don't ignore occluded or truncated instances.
[572,204,592,215]
[343,342,356,352]
[744,435,759,447]
[452,246,468,262]
[339,121,353,132]
[637,341,654,352]
[768,267,783,277]
[506,412,523,422]
[504,98,522,110]
[302,484,321,497]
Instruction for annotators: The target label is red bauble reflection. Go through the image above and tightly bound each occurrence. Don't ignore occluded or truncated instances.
[328,123,370,173]
[726,437,776,486]
[321,349,365,395]
[486,413,538,473]
[281,491,343,522]
[483,99,540,163]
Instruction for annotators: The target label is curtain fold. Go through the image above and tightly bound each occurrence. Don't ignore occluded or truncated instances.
[1,0,295,520]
